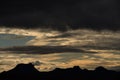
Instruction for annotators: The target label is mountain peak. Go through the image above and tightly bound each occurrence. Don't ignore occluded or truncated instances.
[95,66,108,72]
[8,63,39,74]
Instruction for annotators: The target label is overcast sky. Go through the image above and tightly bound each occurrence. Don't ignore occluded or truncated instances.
[0,0,119,30]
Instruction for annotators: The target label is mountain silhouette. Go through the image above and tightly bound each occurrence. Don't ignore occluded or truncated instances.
[8,63,40,74]
[0,63,120,80]
[0,63,40,80]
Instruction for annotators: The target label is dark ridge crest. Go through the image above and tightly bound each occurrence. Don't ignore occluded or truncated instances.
[0,63,120,80]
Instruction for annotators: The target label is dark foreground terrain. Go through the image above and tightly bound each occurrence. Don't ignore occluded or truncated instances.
[0,63,120,80]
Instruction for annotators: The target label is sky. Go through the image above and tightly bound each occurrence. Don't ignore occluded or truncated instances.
[0,0,120,30]
[0,0,120,72]
[0,28,120,72]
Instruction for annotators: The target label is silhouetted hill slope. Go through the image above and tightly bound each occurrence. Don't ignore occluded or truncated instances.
[0,63,40,80]
[0,63,120,80]
[7,63,40,74]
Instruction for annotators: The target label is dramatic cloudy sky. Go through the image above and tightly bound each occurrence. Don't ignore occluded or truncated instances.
[0,0,120,30]
[0,28,120,72]
[0,0,120,72]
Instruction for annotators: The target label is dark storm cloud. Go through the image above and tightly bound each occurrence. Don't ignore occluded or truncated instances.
[0,0,119,30]
[0,46,96,54]
[81,45,120,50]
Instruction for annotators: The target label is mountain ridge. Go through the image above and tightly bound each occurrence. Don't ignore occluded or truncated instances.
[0,63,120,80]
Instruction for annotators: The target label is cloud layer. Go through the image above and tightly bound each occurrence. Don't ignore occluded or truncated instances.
[0,28,120,72]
